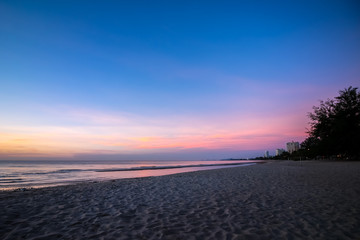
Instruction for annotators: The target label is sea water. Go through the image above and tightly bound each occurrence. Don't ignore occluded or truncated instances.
[0,160,258,190]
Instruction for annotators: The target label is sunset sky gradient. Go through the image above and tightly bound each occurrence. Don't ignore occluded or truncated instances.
[1,0,359,160]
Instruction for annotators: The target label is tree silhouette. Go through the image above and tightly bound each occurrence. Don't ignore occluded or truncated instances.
[303,86,360,159]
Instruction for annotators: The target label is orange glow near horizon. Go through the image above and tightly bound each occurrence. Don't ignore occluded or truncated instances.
[0,108,308,159]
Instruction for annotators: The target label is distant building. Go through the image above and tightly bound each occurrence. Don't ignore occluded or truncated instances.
[276,148,285,156]
[264,150,270,158]
[286,141,300,154]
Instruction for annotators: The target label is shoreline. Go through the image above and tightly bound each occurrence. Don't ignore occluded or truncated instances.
[0,161,260,191]
[1,161,360,239]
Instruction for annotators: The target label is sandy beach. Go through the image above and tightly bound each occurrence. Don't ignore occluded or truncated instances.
[1,161,360,240]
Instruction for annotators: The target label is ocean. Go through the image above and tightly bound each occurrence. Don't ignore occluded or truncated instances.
[0,160,258,190]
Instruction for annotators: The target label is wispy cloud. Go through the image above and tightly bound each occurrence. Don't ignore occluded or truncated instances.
[0,104,307,159]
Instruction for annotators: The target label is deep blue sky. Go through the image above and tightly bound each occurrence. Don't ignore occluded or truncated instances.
[1,0,359,160]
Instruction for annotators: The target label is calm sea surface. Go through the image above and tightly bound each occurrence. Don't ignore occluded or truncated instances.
[0,160,259,190]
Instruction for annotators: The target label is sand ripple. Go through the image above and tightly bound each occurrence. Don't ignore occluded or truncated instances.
[1,161,360,239]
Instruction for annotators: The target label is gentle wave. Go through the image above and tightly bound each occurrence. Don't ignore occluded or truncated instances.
[22,169,84,175]
[9,162,254,175]
[0,160,261,190]
[0,179,27,184]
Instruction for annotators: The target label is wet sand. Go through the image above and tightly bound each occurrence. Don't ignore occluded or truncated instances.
[1,161,360,239]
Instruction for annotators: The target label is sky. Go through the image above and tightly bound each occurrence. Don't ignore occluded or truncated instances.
[1,0,359,160]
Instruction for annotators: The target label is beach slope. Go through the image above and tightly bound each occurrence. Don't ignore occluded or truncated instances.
[1,161,360,239]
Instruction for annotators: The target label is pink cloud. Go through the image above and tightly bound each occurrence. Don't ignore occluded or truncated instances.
[0,102,310,159]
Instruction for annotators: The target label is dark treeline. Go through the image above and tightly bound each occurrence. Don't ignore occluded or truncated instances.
[256,86,360,161]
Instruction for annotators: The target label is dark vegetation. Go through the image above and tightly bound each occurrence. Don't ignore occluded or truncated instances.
[256,86,360,160]
[303,86,360,160]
